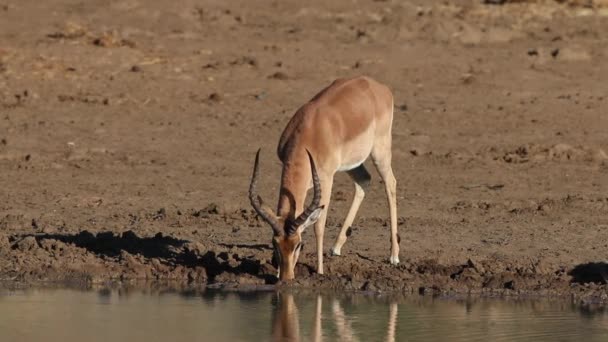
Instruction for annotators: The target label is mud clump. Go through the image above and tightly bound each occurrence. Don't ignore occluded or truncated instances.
[12,236,40,251]
[0,235,8,248]
[501,143,607,163]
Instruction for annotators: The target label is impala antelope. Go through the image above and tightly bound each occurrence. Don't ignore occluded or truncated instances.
[248,76,399,280]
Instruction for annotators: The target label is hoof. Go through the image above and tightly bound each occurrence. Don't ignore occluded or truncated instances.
[329,247,341,256]
[389,256,400,265]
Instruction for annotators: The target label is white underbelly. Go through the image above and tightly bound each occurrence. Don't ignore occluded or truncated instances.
[336,126,375,172]
[337,161,365,172]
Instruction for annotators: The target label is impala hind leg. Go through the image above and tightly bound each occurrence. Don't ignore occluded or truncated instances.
[371,141,400,265]
[330,165,371,256]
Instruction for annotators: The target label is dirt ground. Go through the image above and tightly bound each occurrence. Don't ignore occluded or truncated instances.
[1,0,607,302]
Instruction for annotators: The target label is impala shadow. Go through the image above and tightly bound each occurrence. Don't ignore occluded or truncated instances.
[13,230,274,282]
[218,242,272,251]
[30,230,187,261]
[569,262,608,285]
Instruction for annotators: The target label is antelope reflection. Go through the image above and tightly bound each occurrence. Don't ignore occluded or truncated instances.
[271,293,399,342]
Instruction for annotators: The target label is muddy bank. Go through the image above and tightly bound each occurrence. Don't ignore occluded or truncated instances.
[2,211,608,304]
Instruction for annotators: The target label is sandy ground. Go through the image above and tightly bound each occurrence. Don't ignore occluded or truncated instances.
[1,0,607,302]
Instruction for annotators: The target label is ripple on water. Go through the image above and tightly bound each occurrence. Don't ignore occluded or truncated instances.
[1,287,608,342]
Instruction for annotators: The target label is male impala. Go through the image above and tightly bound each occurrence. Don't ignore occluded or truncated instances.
[249,76,399,280]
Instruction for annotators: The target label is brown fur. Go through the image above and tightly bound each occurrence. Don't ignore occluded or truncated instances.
[276,76,393,219]
[258,75,399,280]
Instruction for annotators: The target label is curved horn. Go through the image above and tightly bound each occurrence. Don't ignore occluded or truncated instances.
[249,149,282,236]
[292,149,322,227]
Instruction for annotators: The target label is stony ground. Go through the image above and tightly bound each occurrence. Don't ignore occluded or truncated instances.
[1,0,607,303]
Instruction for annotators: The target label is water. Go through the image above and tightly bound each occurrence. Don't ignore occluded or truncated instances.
[1,286,608,341]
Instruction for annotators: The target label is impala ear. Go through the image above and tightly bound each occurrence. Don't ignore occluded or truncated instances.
[296,206,324,234]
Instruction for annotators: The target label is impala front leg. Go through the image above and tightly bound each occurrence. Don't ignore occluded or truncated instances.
[314,176,333,275]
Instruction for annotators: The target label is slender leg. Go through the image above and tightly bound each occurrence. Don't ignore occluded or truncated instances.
[372,139,400,265]
[330,165,371,256]
[314,176,334,275]
[272,293,300,341]
[312,295,323,342]
[332,299,358,342]
[386,302,398,342]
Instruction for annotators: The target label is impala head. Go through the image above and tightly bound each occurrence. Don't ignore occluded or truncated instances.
[248,149,324,281]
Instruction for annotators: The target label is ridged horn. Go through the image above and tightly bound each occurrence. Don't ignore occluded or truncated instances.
[290,149,322,230]
[249,149,282,236]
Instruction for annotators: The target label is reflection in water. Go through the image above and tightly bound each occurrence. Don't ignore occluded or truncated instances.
[1,286,608,342]
[272,293,301,341]
[269,292,608,342]
[387,302,398,342]
[272,293,397,342]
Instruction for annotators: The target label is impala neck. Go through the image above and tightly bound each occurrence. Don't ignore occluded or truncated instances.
[277,151,312,220]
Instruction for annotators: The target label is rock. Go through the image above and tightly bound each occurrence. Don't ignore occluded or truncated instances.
[484,271,516,290]
[215,272,238,283]
[152,208,166,220]
[13,236,39,251]
[467,258,486,274]
[187,267,207,282]
[362,281,379,292]
[533,259,551,274]
[259,262,277,276]
[294,263,313,277]
[169,265,188,279]
[39,239,67,253]
[193,203,222,217]
[0,234,8,248]
[40,226,55,234]
[236,275,264,285]
[268,71,288,80]
[538,203,551,212]
[151,258,169,273]
[119,250,138,266]
[208,93,222,103]
[409,148,428,156]
[227,258,239,269]
[482,276,501,288]
[504,280,516,290]
[483,0,507,4]
[183,242,205,255]
[459,267,482,282]
[121,265,149,280]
